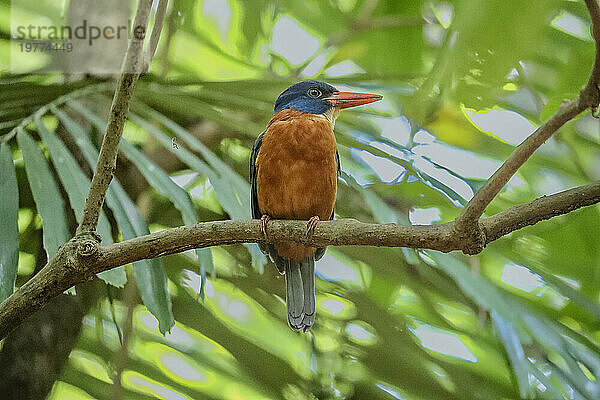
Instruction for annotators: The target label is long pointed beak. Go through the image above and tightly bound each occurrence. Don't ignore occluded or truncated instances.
[322,91,383,109]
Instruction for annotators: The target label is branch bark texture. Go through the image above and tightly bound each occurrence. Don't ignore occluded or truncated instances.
[454,0,600,252]
[0,182,599,339]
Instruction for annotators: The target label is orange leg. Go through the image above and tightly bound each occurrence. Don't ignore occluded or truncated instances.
[259,214,271,236]
[306,215,320,236]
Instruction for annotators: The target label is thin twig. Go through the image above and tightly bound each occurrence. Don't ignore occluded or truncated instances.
[453,0,600,251]
[77,0,153,234]
[142,0,169,74]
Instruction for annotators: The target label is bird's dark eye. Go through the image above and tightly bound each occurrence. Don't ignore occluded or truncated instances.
[307,88,322,98]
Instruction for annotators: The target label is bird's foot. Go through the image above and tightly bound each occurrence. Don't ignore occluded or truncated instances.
[259,214,271,236]
[306,216,320,236]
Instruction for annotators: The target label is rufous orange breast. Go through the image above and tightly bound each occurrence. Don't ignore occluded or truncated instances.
[256,109,337,261]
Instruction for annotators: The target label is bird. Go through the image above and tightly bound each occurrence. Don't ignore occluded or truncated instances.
[250,80,382,331]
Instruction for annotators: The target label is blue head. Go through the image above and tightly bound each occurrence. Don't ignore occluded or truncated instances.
[274,80,338,114]
[274,80,383,115]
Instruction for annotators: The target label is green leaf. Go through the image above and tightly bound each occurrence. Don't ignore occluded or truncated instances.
[134,107,266,271]
[104,175,175,334]
[119,139,214,288]
[142,106,251,214]
[51,106,174,334]
[34,115,126,287]
[492,312,534,399]
[68,101,215,291]
[449,0,562,107]
[426,251,529,338]
[17,129,70,259]
[0,142,19,302]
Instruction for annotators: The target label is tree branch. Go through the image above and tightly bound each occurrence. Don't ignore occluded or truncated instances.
[453,0,600,252]
[77,0,152,234]
[0,182,598,340]
[2,0,600,344]
[453,100,582,239]
[583,0,600,106]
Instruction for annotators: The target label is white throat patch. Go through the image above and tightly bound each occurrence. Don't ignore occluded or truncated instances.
[323,107,341,127]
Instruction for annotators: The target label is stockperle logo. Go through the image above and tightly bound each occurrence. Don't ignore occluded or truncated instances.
[10,0,138,74]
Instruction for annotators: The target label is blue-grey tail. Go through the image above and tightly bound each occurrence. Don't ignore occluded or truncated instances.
[281,257,315,332]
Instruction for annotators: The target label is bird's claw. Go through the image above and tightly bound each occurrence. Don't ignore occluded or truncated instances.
[306,216,320,236]
[259,214,271,236]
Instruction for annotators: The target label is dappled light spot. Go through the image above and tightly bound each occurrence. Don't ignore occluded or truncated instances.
[352,148,406,183]
[409,207,441,225]
[181,277,313,378]
[433,2,454,28]
[413,157,474,201]
[182,269,203,295]
[69,350,112,384]
[346,321,377,346]
[424,24,445,47]
[160,353,208,383]
[225,299,251,322]
[533,168,573,195]
[376,382,407,400]
[139,309,162,332]
[410,324,477,363]
[202,0,232,40]
[170,171,199,190]
[164,325,197,350]
[324,60,365,77]
[205,277,215,298]
[464,106,537,145]
[551,11,592,42]
[124,371,192,400]
[389,286,420,312]
[501,264,545,293]
[316,249,370,289]
[413,129,436,144]
[301,51,332,77]
[413,142,501,180]
[318,294,357,319]
[378,116,411,146]
[270,17,320,65]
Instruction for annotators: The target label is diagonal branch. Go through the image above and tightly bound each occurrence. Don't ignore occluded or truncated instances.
[0,181,598,340]
[77,0,153,234]
[583,0,600,106]
[453,0,600,253]
[454,100,581,235]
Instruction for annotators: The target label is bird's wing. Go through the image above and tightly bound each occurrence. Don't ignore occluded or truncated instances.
[250,131,264,220]
[250,131,287,271]
[314,149,340,261]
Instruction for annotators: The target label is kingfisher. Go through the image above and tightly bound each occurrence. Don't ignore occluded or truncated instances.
[250,80,382,331]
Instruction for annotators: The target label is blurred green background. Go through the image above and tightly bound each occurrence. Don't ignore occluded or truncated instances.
[1,0,600,399]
